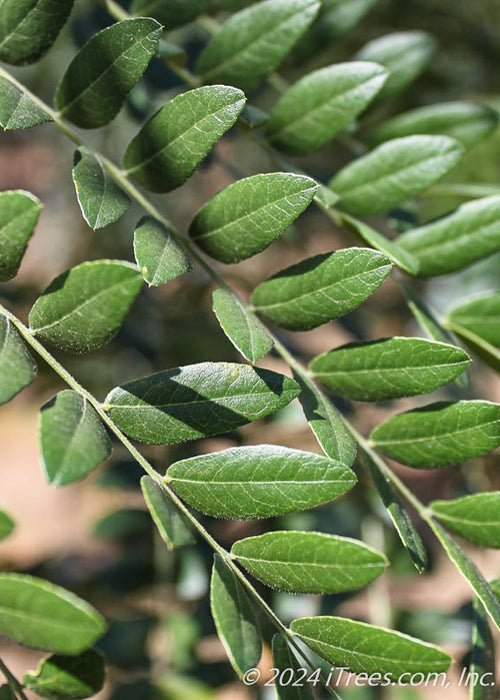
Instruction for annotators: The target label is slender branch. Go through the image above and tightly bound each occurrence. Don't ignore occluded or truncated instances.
[0,657,28,700]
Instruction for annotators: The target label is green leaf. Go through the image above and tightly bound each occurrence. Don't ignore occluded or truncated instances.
[446,322,500,374]
[470,597,496,700]
[272,634,314,700]
[429,521,500,632]
[231,531,387,593]
[361,449,428,572]
[130,0,210,28]
[290,617,452,678]
[197,0,320,93]
[141,476,195,549]
[166,445,356,519]
[72,148,130,230]
[189,173,317,263]
[251,248,392,331]
[0,573,106,654]
[0,76,52,129]
[23,650,105,700]
[330,136,463,217]
[134,217,192,286]
[212,289,273,364]
[340,213,420,275]
[104,362,300,445]
[355,31,437,99]
[0,507,15,542]
[370,401,500,468]
[0,686,15,699]
[0,0,75,65]
[123,85,245,193]
[447,292,500,347]
[367,102,499,149]
[210,554,262,677]
[315,0,378,40]
[39,390,112,486]
[0,189,42,282]
[54,18,161,129]
[29,260,143,353]
[0,315,37,405]
[429,493,500,548]
[397,196,500,277]
[238,104,269,130]
[93,508,151,540]
[293,372,357,466]
[310,337,470,401]
[266,62,387,156]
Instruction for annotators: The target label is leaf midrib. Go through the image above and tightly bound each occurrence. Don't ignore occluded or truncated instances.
[314,359,468,378]
[374,416,500,447]
[400,214,500,257]
[0,0,44,53]
[109,388,293,411]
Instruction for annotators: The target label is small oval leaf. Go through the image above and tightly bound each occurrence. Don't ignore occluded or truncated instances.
[189,173,317,263]
[23,650,105,700]
[0,314,37,405]
[0,76,52,129]
[231,531,387,594]
[0,573,106,654]
[166,445,356,519]
[0,189,42,282]
[141,476,195,550]
[430,493,500,549]
[134,217,192,286]
[252,248,392,331]
[29,260,143,353]
[104,362,300,445]
[370,401,500,468]
[123,85,245,193]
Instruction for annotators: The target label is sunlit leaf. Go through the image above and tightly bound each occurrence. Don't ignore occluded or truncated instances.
[430,493,500,548]
[0,76,52,129]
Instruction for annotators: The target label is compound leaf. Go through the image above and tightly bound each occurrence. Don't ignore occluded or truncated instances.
[197,0,320,93]
[141,476,195,549]
[29,260,143,353]
[123,85,245,193]
[166,445,356,519]
[72,148,130,230]
[310,337,470,401]
[330,136,463,217]
[54,18,161,128]
[266,62,387,155]
[231,531,387,594]
[130,0,210,28]
[290,617,451,678]
[429,493,500,549]
[212,289,273,364]
[447,292,500,347]
[252,248,391,331]
[0,189,42,282]
[0,573,106,654]
[39,390,112,486]
[370,401,500,468]
[105,363,300,445]
[0,76,52,129]
[0,315,37,405]
[23,650,105,700]
[134,217,192,286]
[210,554,262,677]
[189,173,317,263]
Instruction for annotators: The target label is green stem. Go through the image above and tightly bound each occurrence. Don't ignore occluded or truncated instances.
[0,657,28,700]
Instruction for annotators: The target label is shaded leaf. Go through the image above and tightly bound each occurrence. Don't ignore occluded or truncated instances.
[0,76,52,129]
[212,289,273,364]
[23,650,105,700]
[93,508,151,540]
[355,31,437,99]
[54,18,161,128]
[0,0,75,65]
[266,62,387,155]
[197,0,320,93]
[470,596,496,700]
[0,189,42,282]
[123,85,245,193]
[447,322,500,374]
[189,173,317,263]
[238,104,269,130]
[166,444,356,519]
[430,493,500,548]
[130,0,210,28]
[231,531,387,593]
[0,314,37,405]
[272,634,315,700]
[310,337,470,401]
[29,260,143,353]
[308,0,378,42]
[330,136,463,217]
[370,401,500,468]
[0,507,15,542]
[397,196,500,277]
[0,686,15,699]
[105,362,300,445]
[367,101,499,150]
[134,217,192,286]
[72,148,130,230]
[0,573,106,653]
[447,292,500,347]
[210,555,262,677]
[252,248,391,331]
[290,617,452,678]
[141,476,195,549]
[39,390,112,486]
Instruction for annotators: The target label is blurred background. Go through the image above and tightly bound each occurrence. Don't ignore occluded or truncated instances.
[1,0,500,697]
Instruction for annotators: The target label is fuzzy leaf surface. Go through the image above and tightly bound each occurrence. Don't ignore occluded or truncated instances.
[0,76,52,129]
